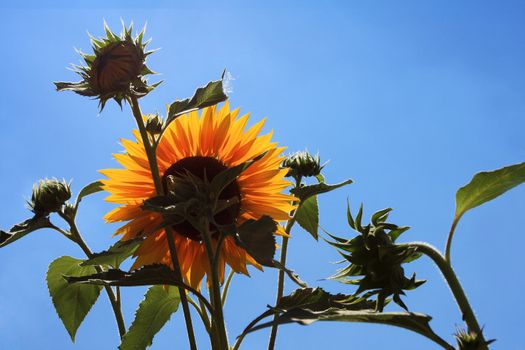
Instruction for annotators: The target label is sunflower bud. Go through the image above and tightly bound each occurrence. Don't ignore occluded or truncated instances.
[29,179,71,215]
[145,114,164,135]
[455,329,494,350]
[55,22,159,110]
[282,151,323,180]
[326,204,424,312]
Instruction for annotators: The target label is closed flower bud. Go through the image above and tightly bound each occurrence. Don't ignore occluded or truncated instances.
[29,179,71,215]
[282,151,323,180]
[55,22,159,110]
[145,114,163,135]
[455,329,494,350]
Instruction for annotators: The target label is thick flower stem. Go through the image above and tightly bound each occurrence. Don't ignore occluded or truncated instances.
[201,217,229,350]
[57,212,126,339]
[267,177,301,350]
[399,242,488,350]
[128,96,198,350]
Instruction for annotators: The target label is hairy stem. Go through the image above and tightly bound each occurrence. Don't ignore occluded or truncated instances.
[128,96,198,350]
[267,177,301,350]
[57,212,126,338]
[444,217,459,264]
[221,269,235,307]
[400,241,488,349]
[201,217,229,350]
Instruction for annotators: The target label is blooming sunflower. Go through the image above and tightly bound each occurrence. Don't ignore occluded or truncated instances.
[101,102,295,288]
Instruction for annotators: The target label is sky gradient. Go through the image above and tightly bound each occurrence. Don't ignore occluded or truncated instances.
[1,1,524,349]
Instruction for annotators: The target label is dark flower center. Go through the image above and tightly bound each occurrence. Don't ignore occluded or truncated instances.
[161,156,241,241]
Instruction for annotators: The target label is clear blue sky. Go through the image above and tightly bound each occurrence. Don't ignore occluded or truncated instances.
[1,1,524,349]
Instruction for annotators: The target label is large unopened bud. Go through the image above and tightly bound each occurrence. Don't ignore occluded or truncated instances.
[29,179,71,215]
[55,22,158,110]
[282,151,323,180]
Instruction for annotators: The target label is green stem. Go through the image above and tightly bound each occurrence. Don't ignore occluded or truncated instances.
[445,217,459,264]
[400,241,488,350]
[267,177,301,350]
[221,269,235,307]
[128,96,198,350]
[57,212,126,339]
[201,217,229,350]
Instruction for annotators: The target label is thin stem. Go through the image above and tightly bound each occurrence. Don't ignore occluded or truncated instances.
[399,241,488,350]
[128,96,198,350]
[187,297,211,334]
[267,177,301,350]
[221,269,235,307]
[57,212,126,339]
[201,217,229,350]
[233,312,272,350]
[445,217,459,264]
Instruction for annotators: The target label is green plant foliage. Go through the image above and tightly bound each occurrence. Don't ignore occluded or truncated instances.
[75,181,103,208]
[454,162,525,223]
[120,286,180,350]
[0,215,52,248]
[167,77,228,123]
[81,238,143,268]
[235,216,277,267]
[326,204,423,311]
[46,256,102,341]
[291,179,353,202]
[295,195,319,240]
[241,287,450,349]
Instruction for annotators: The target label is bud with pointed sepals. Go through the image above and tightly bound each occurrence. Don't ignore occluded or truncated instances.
[326,204,425,312]
[29,179,71,215]
[54,22,160,110]
[282,151,323,181]
[455,329,495,350]
[145,114,164,135]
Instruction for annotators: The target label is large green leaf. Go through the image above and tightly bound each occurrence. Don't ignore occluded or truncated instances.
[241,287,452,349]
[46,256,102,341]
[236,216,277,267]
[81,238,143,268]
[291,179,353,202]
[0,215,52,248]
[167,78,228,123]
[120,286,180,350]
[454,162,525,221]
[294,195,319,240]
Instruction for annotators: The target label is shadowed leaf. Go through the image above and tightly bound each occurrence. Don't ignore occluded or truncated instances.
[120,285,180,350]
[0,215,52,248]
[81,238,143,268]
[292,179,353,202]
[295,195,319,240]
[47,256,102,341]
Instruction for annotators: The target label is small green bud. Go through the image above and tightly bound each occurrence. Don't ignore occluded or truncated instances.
[282,151,323,180]
[145,114,163,135]
[455,329,494,350]
[29,178,71,215]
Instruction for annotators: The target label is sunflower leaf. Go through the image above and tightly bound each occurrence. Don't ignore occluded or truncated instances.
[75,181,103,208]
[167,78,228,124]
[291,179,353,202]
[454,162,525,223]
[0,215,52,248]
[81,238,143,268]
[119,285,180,350]
[47,256,102,342]
[235,216,277,267]
[242,288,446,348]
[295,195,319,240]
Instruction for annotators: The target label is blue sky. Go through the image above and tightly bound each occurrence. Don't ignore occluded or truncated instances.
[1,1,525,349]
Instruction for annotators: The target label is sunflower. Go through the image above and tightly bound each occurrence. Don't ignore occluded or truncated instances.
[100,102,295,288]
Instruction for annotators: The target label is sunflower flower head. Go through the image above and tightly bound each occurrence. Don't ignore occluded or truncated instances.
[29,178,71,215]
[55,22,159,110]
[101,102,296,288]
